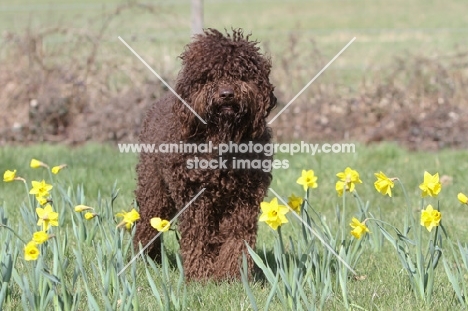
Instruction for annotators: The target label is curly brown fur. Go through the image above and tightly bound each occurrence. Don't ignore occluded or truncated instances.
[134,28,276,280]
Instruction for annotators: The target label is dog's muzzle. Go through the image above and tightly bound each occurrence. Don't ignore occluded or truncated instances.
[218,102,240,114]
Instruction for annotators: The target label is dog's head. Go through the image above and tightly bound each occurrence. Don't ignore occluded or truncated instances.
[173,28,276,142]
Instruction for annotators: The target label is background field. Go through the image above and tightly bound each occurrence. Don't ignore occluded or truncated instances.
[1,0,467,147]
[1,0,467,88]
[1,0,468,310]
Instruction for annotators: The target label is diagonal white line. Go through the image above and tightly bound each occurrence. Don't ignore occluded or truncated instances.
[268,37,356,124]
[117,188,206,276]
[118,36,207,124]
[268,187,357,275]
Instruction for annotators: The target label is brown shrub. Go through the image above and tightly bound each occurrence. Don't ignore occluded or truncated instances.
[271,50,468,150]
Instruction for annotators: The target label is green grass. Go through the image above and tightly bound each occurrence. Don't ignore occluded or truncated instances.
[0,143,137,215]
[2,143,468,309]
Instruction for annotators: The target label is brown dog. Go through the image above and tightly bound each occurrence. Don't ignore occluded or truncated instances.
[135,29,276,280]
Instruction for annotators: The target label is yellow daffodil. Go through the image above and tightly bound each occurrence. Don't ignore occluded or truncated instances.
[84,212,97,220]
[32,231,49,244]
[458,193,468,205]
[296,169,318,192]
[36,204,59,231]
[287,194,303,213]
[419,171,442,198]
[336,167,362,196]
[150,217,171,232]
[335,179,361,196]
[51,164,67,175]
[420,204,441,232]
[337,167,362,184]
[3,169,25,183]
[116,209,140,229]
[350,217,370,239]
[74,205,93,212]
[3,169,16,182]
[335,181,346,197]
[37,196,48,206]
[259,197,289,230]
[29,180,53,199]
[24,241,40,261]
[30,158,48,169]
[374,171,395,197]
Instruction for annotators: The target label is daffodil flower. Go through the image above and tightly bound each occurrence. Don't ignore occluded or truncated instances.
[458,192,468,205]
[29,180,53,199]
[350,217,370,239]
[51,164,67,175]
[30,159,48,169]
[36,204,59,231]
[374,171,395,197]
[420,204,441,232]
[3,169,16,182]
[32,231,49,244]
[296,169,318,192]
[24,241,40,261]
[336,167,362,196]
[337,167,362,184]
[259,197,289,230]
[151,217,171,232]
[287,194,303,213]
[335,180,346,197]
[37,196,48,206]
[84,212,97,220]
[116,209,140,229]
[419,171,442,198]
[74,205,93,212]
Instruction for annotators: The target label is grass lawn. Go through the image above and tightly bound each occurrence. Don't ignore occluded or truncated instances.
[2,142,468,309]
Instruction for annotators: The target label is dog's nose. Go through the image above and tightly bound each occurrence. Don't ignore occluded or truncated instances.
[219,86,234,99]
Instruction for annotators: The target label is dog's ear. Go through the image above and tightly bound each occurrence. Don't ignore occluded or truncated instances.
[265,92,277,117]
[171,94,207,140]
[252,90,276,139]
[262,92,277,119]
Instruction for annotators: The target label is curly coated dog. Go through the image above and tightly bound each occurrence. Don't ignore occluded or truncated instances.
[135,28,277,280]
